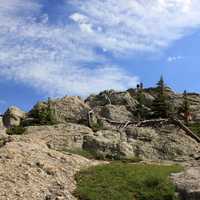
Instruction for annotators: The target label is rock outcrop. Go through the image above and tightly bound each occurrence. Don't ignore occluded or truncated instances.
[83,125,200,161]
[98,105,134,122]
[3,106,25,127]
[1,87,200,200]
[86,90,137,111]
[171,162,200,200]
[0,129,102,200]
[19,123,93,152]
[29,96,91,125]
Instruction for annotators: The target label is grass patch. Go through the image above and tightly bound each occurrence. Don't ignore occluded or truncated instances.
[64,149,99,160]
[75,163,183,200]
[188,123,200,137]
[6,126,26,135]
[63,148,142,163]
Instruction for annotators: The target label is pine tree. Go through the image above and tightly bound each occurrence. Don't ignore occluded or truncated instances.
[151,76,170,118]
[136,83,145,121]
[179,90,191,125]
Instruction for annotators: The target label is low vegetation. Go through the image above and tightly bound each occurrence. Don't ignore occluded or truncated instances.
[75,163,183,200]
[29,99,58,126]
[188,123,200,137]
[63,149,99,160]
[6,126,26,135]
[90,118,104,132]
[64,148,142,162]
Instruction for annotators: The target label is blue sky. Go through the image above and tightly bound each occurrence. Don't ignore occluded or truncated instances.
[1,0,200,113]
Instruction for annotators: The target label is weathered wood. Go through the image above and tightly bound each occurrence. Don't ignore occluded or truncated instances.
[103,118,170,128]
[171,118,200,143]
[136,119,170,127]
[101,116,200,143]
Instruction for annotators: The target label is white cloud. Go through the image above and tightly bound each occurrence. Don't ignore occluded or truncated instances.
[0,0,139,97]
[70,13,89,24]
[69,0,200,54]
[167,56,184,62]
[0,0,200,97]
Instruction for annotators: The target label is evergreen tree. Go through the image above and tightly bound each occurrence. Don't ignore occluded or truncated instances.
[136,83,145,121]
[151,76,170,118]
[179,90,191,125]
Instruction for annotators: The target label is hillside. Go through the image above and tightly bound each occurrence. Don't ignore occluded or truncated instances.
[0,84,200,199]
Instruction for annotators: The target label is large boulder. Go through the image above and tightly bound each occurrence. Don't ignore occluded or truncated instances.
[171,164,200,200]
[86,90,137,111]
[100,105,134,122]
[3,106,25,127]
[29,96,91,125]
[127,89,155,107]
[83,130,133,159]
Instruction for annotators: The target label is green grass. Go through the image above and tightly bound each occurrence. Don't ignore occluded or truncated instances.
[188,123,200,137]
[75,163,183,200]
[64,149,100,160]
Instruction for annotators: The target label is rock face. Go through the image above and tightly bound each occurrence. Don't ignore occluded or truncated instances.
[3,106,25,127]
[30,96,91,125]
[20,123,93,151]
[83,125,200,161]
[53,96,91,124]
[99,105,134,122]
[10,122,199,161]
[0,142,100,200]
[0,122,109,200]
[86,90,137,111]
[171,162,200,200]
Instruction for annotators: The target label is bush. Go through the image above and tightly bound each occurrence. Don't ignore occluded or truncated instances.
[188,123,200,137]
[75,163,183,200]
[90,118,104,132]
[29,105,57,126]
[7,126,26,135]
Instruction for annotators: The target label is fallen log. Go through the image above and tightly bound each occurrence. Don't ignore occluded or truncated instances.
[101,117,200,143]
[170,118,200,143]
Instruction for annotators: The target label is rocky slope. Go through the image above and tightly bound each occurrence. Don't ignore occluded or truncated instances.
[0,87,200,199]
[0,129,103,200]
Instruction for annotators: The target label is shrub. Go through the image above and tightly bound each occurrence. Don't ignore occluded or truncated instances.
[7,126,26,135]
[188,123,200,137]
[75,163,183,200]
[29,100,58,126]
[90,118,104,132]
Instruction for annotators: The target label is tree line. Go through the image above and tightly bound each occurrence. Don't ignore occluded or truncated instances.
[136,76,191,125]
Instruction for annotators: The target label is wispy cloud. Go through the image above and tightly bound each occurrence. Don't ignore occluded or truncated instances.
[0,100,7,106]
[0,0,200,96]
[167,56,184,62]
[69,0,200,53]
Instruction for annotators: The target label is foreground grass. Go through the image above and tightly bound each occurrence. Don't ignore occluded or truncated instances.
[75,163,183,200]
